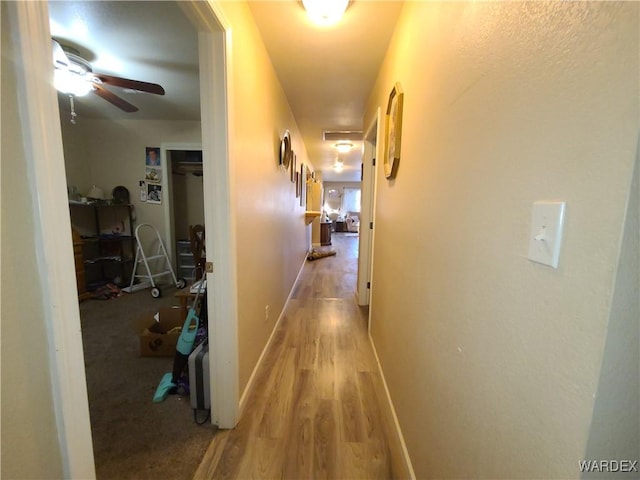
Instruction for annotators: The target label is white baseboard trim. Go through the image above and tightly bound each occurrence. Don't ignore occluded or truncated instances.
[238,254,307,414]
[369,333,416,479]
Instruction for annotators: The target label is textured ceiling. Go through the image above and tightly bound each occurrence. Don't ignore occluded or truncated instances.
[48,1,404,182]
[49,1,200,122]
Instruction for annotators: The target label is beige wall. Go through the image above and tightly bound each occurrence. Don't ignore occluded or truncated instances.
[217,2,311,393]
[365,2,639,478]
[583,145,640,475]
[1,5,65,478]
[61,112,92,194]
[62,118,202,250]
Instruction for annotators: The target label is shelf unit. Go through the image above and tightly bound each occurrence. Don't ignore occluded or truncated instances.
[69,203,135,291]
[176,239,196,281]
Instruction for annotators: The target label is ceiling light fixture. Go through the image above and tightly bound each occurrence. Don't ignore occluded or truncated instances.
[333,158,345,172]
[335,141,354,153]
[54,68,93,97]
[302,0,350,26]
[52,41,93,97]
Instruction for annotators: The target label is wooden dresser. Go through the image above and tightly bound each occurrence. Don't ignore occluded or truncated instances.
[72,227,92,301]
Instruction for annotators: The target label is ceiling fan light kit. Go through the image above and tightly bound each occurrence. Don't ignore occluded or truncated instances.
[54,68,92,97]
[51,38,166,122]
[53,42,93,96]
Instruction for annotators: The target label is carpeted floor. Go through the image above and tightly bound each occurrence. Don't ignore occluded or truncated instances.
[79,285,216,480]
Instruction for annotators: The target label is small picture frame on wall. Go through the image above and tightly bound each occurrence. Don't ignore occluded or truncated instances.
[290,152,296,183]
[300,163,307,207]
[384,82,404,179]
[147,184,162,204]
[145,167,162,184]
[146,147,161,167]
[279,130,292,171]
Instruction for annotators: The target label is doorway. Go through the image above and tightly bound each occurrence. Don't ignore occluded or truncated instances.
[11,1,237,476]
[161,144,204,277]
[357,108,381,312]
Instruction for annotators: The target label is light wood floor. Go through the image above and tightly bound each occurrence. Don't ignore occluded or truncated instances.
[194,233,409,479]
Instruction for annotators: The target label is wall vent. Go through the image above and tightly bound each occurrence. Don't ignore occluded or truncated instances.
[322,130,363,142]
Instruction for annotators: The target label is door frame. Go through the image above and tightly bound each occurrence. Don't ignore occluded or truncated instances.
[10,1,238,477]
[9,2,95,477]
[357,108,381,310]
[180,1,239,428]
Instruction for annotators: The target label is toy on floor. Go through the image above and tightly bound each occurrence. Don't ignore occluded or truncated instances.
[307,249,337,261]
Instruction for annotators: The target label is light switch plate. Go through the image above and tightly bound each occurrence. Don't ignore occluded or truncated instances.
[528,201,566,268]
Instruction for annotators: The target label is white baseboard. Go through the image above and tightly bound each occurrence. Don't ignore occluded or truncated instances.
[368,333,416,479]
[238,254,307,414]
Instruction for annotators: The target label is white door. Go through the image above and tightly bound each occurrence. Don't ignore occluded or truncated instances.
[357,109,381,308]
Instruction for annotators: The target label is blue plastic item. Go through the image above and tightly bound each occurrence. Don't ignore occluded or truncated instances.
[153,372,175,403]
[152,276,206,403]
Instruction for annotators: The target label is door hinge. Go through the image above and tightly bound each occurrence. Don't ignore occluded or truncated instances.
[205,262,214,273]
[367,282,371,289]
[369,222,374,230]
[372,158,376,166]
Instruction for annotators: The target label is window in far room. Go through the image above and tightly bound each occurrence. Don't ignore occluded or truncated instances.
[343,187,361,213]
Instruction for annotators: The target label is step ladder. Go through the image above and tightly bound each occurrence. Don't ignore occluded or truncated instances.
[123,223,186,298]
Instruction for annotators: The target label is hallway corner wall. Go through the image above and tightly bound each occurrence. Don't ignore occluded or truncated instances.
[582,136,640,475]
[364,2,639,478]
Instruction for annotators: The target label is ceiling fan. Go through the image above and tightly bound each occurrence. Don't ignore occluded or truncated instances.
[52,39,165,121]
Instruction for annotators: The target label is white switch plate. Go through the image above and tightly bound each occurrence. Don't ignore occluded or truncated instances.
[528,201,566,268]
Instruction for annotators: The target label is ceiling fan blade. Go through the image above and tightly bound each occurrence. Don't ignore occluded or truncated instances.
[94,73,165,95]
[93,84,138,113]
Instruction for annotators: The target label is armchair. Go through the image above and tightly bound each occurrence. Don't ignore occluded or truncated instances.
[346,213,360,233]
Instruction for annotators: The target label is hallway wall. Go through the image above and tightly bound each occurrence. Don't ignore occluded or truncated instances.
[583,141,640,473]
[364,2,639,478]
[216,2,311,394]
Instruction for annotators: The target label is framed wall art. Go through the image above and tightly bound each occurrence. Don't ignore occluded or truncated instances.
[147,184,162,205]
[279,130,292,171]
[384,82,404,179]
[300,163,307,207]
[291,152,296,183]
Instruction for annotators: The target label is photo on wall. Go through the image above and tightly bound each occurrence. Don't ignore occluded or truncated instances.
[147,184,162,204]
[145,167,162,183]
[139,180,147,202]
[146,147,161,167]
[145,147,162,183]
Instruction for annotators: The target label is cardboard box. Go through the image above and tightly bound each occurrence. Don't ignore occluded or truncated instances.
[138,306,184,357]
